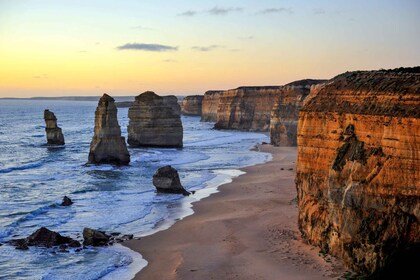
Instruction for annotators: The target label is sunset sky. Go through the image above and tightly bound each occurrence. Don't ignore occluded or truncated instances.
[0,0,419,97]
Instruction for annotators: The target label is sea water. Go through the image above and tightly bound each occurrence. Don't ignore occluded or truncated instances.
[0,99,271,280]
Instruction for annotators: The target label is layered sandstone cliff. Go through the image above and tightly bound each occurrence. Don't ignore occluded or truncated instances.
[270,80,327,146]
[128,91,183,147]
[88,94,130,165]
[296,68,420,276]
[201,90,223,122]
[44,110,65,145]
[181,95,203,116]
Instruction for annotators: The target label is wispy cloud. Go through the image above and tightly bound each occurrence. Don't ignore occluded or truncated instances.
[257,8,293,15]
[208,6,242,15]
[178,6,243,16]
[116,43,178,52]
[162,59,177,63]
[178,10,197,16]
[238,36,254,40]
[313,8,325,14]
[191,45,224,52]
[131,25,153,30]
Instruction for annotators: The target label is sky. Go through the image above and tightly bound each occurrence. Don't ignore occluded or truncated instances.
[0,0,419,97]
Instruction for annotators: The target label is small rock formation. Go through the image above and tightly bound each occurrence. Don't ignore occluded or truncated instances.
[88,94,130,165]
[270,80,327,146]
[181,95,203,116]
[83,228,110,246]
[127,91,183,147]
[61,196,73,206]
[201,90,223,122]
[44,109,65,145]
[296,67,420,276]
[9,227,80,249]
[152,165,190,195]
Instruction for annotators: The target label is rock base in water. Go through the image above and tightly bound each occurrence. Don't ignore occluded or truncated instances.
[152,165,190,195]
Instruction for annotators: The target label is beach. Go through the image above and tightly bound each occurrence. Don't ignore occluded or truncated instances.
[124,145,345,280]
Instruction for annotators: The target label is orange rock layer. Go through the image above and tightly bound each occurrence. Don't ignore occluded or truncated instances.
[296,68,420,275]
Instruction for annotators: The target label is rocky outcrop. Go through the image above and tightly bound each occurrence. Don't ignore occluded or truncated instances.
[88,94,130,165]
[201,90,223,122]
[44,110,65,145]
[9,227,80,249]
[296,68,420,276]
[181,95,203,116]
[152,165,190,195]
[83,228,110,246]
[270,80,327,146]
[61,196,73,206]
[127,91,183,147]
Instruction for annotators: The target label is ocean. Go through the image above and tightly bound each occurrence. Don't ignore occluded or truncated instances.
[0,99,271,279]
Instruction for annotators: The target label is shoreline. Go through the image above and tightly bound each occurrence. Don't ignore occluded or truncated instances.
[123,145,345,279]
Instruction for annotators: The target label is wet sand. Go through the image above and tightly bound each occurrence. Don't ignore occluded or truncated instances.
[124,145,345,280]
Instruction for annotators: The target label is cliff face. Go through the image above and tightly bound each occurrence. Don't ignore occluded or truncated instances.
[270,80,327,146]
[296,68,420,275]
[181,95,203,116]
[128,91,183,147]
[201,90,223,122]
[44,110,65,145]
[88,94,130,165]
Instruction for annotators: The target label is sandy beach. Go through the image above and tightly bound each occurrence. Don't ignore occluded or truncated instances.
[124,145,345,280]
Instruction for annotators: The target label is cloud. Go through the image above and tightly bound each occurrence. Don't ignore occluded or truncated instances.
[162,59,177,63]
[313,8,325,14]
[132,25,153,30]
[178,10,197,16]
[116,43,178,52]
[257,8,293,14]
[238,36,254,40]
[207,7,242,15]
[191,45,224,52]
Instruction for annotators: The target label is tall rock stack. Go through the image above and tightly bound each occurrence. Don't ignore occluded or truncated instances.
[88,94,130,165]
[128,91,183,147]
[296,68,420,276]
[201,90,223,122]
[270,80,326,146]
[44,109,65,145]
[181,95,203,116]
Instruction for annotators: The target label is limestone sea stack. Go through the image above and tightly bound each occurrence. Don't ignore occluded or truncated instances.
[201,90,223,122]
[296,67,420,276]
[181,95,203,116]
[44,109,65,145]
[88,94,130,165]
[270,79,327,146]
[128,91,183,147]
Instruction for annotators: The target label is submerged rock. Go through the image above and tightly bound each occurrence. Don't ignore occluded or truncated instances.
[44,109,65,145]
[61,196,73,206]
[88,94,130,165]
[152,165,190,195]
[83,228,110,246]
[127,91,183,147]
[9,227,79,249]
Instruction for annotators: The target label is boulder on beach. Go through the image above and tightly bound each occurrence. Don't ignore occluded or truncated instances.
[152,165,190,195]
[83,228,110,246]
[9,227,80,249]
[44,109,65,145]
[88,94,130,165]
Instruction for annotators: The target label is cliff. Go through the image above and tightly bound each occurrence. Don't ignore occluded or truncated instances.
[44,110,65,145]
[127,91,183,147]
[181,95,203,116]
[270,80,327,146]
[214,82,326,132]
[296,68,420,276]
[201,90,223,122]
[88,94,130,165]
